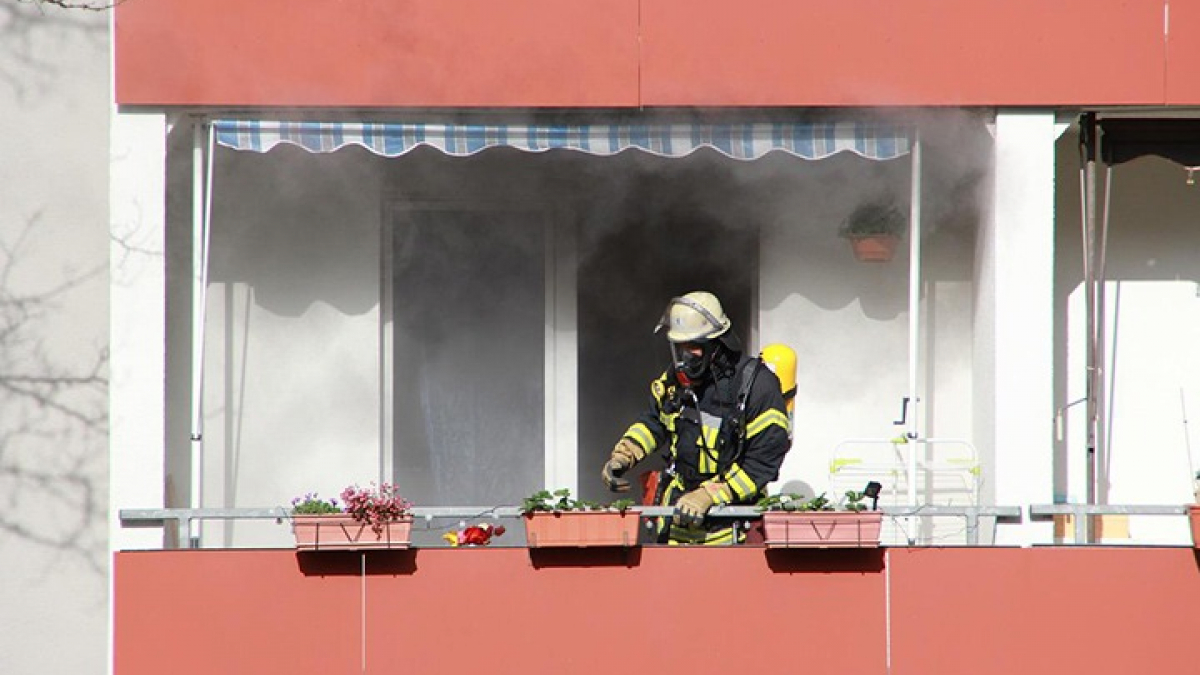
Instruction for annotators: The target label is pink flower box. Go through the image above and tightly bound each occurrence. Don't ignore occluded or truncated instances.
[292,514,413,551]
[524,510,641,548]
[761,511,883,548]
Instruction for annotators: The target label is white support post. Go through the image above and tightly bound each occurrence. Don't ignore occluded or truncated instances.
[109,105,167,675]
[109,110,168,551]
[907,128,922,509]
[990,111,1057,545]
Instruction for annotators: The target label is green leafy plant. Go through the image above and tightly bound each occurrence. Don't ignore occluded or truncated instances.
[609,498,636,513]
[756,492,834,512]
[842,490,869,512]
[290,492,341,515]
[757,490,874,513]
[838,199,907,239]
[521,488,634,514]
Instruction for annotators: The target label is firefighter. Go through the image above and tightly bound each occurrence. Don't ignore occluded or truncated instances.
[602,291,792,544]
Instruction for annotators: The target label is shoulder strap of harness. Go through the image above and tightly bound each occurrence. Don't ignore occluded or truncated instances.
[735,356,761,417]
[716,357,763,475]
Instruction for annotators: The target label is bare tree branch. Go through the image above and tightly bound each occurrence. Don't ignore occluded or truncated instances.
[17,0,123,13]
[0,0,107,100]
[0,213,108,574]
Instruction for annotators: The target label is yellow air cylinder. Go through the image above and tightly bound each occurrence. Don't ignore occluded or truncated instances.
[760,344,797,437]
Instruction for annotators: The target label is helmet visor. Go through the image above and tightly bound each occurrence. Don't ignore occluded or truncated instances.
[655,295,730,343]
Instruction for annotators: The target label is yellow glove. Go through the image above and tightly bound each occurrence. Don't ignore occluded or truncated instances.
[675,482,732,528]
[611,438,644,468]
[601,439,645,492]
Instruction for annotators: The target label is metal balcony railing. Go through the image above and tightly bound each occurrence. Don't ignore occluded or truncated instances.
[119,504,1023,549]
[1028,503,1191,545]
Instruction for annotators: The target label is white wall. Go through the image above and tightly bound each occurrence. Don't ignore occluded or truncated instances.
[0,5,110,674]
[985,111,1058,545]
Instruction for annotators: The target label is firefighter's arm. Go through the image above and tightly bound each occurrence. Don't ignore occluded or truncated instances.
[614,373,672,465]
[603,374,672,491]
[719,371,792,502]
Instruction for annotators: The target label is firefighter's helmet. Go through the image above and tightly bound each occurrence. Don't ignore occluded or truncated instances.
[656,291,731,343]
[656,291,740,385]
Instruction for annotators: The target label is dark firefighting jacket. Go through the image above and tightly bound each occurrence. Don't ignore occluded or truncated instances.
[622,354,792,508]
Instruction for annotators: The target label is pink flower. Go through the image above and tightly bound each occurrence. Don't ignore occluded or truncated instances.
[339,483,412,535]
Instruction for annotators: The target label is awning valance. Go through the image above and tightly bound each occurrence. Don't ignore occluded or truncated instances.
[1098,118,1200,167]
[214,120,910,161]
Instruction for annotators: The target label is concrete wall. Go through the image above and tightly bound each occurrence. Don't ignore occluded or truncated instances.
[987,112,1058,545]
[0,4,110,673]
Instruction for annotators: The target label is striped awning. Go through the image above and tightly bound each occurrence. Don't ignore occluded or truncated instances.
[214,120,910,161]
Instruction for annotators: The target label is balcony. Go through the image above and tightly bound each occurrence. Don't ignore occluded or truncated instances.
[114,504,1200,674]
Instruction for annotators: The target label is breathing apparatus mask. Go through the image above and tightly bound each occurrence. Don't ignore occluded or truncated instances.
[655,292,740,387]
[670,340,718,387]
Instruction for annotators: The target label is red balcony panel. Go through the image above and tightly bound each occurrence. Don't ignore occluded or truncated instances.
[364,548,885,674]
[114,550,361,674]
[116,548,886,675]
[115,0,1200,109]
[641,0,1168,107]
[114,0,640,107]
[888,547,1200,675]
[1167,2,1200,105]
[115,547,1200,675]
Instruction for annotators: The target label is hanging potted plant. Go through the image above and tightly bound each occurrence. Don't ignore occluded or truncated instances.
[522,488,641,547]
[838,199,907,262]
[757,490,883,548]
[291,483,414,551]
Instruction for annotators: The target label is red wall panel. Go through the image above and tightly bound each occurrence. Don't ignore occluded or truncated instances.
[1167,1,1200,104]
[888,548,1200,675]
[117,0,1200,108]
[115,547,1200,675]
[364,548,886,675]
[641,0,1166,106]
[114,550,361,674]
[114,0,640,107]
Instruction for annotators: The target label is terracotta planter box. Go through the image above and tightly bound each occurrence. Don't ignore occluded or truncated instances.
[292,514,413,551]
[761,511,883,548]
[524,510,642,548]
[847,234,899,262]
[1189,505,1200,548]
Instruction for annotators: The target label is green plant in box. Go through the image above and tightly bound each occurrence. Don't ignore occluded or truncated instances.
[522,488,635,514]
